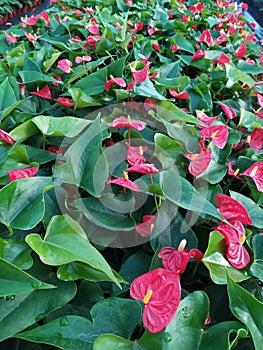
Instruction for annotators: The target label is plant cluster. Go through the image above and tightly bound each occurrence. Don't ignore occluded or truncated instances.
[0,0,263,349]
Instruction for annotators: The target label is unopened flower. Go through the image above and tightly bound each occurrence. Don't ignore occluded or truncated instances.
[7,167,38,182]
[0,129,16,145]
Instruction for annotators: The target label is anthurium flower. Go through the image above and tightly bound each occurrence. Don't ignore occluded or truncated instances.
[144,98,157,112]
[107,171,141,192]
[85,35,101,50]
[4,32,19,43]
[184,139,212,176]
[196,110,219,128]
[131,62,150,83]
[36,11,50,27]
[125,143,147,166]
[158,240,203,274]
[197,29,213,47]
[213,219,250,269]
[220,102,237,119]
[214,194,252,225]
[169,90,189,99]
[189,3,204,14]
[24,16,37,26]
[240,162,263,192]
[0,129,16,145]
[130,268,181,333]
[107,116,146,131]
[7,167,38,182]
[87,24,99,34]
[126,163,159,174]
[152,42,160,52]
[57,59,72,73]
[191,50,206,61]
[247,128,263,151]
[213,53,231,68]
[215,29,228,45]
[105,76,126,91]
[135,215,156,237]
[235,43,246,59]
[30,85,52,99]
[55,97,74,108]
[75,56,92,64]
[24,32,41,42]
[200,124,229,149]
[52,76,63,87]
[227,162,241,179]
[131,21,143,33]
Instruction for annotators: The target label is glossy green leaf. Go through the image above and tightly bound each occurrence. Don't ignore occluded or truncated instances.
[0,238,33,270]
[163,291,209,350]
[227,275,263,350]
[26,215,122,287]
[173,34,195,53]
[16,298,141,350]
[202,231,250,284]
[250,234,263,281]
[0,177,53,229]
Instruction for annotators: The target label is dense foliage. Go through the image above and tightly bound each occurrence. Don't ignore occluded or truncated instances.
[0,0,263,348]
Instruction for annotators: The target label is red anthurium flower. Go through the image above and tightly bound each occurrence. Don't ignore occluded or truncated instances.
[152,42,160,52]
[75,55,92,63]
[131,62,151,83]
[87,24,99,34]
[239,2,248,10]
[255,92,263,109]
[24,31,41,42]
[85,35,101,50]
[57,59,72,73]
[55,97,74,108]
[52,76,63,87]
[220,102,237,119]
[0,129,16,145]
[144,98,157,112]
[107,171,141,192]
[36,11,50,27]
[227,162,241,179]
[189,3,204,14]
[169,90,189,99]
[247,128,263,151]
[191,50,206,61]
[24,16,37,26]
[158,240,203,274]
[48,146,66,154]
[214,194,252,225]
[105,75,126,91]
[215,29,228,45]
[130,268,181,333]
[125,142,147,166]
[244,32,256,43]
[200,124,228,149]
[240,162,263,192]
[5,32,19,43]
[30,85,52,99]
[213,53,231,68]
[126,163,158,174]
[7,167,38,182]
[214,220,250,269]
[196,110,219,128]
[107,116,146,131]
[135,215,156,237]
[131,21,143,33]
[235,43,246,59]
[184,139,212,176]
[197,29,213,47]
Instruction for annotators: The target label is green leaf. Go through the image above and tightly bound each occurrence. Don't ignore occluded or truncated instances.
[227,275,263,350]
[250,234,263,281]
[173,34,195,54]
[26,215,122,288]
[163,291,209,349]
[0,258,55,297]
[0,177,53,229]
[202,231,250,284]
[16,298,141,350]
[134,79,166,100]
[0,278,76,342]
[73,67,107,95]
[0,238,33,270]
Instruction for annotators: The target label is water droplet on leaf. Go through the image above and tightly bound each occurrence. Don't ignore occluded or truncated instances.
[163,332,172,343]
[181,306,189,318]
[5,295,15,302]
[60,316,69,326]
[31,280,42,289]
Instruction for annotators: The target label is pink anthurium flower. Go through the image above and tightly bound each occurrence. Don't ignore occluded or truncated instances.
[227,162,241,179]
[125,143,147,166]
[247,128,263,151]
[130,268,181,333]
[215,29,228,45]
[197,29,213,47]
[75,55,92,63]
[235,43,246,59]
[87,24,99,34]
[214,194,252,225]
[107,116,146,131]
[0,129,16,145]
[57,59,72,73]
[220,102,237,120]
[85,35,101,50]
[135,215,156,237]
[144,98,157,112]
[184,139,212,176]
[7,167,38,182]
[24,16,37,26]
[131,62,150,83]
[158,240,203,274]
[55,97,74,108]
[126,163,158,174]
[213,53,231,68]
[151,42,160,52]
[29,85,52,99]
[214,219,250,269]
[240,162,263,192]
[200,124,228,149]
[105,75,126,91]
[191,50,206,61]
[169,90,189,99]
[4,32,19,43]
[107,171,141,192]
[196,110,219,128]
[24,31,41,42]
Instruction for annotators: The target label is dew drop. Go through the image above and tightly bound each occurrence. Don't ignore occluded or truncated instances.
[31,280,42,289]
[181,306,189,318]
[5,295,15,302]
[163,332,172,343]
[67,275,74,281]
[60,316,69,327]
